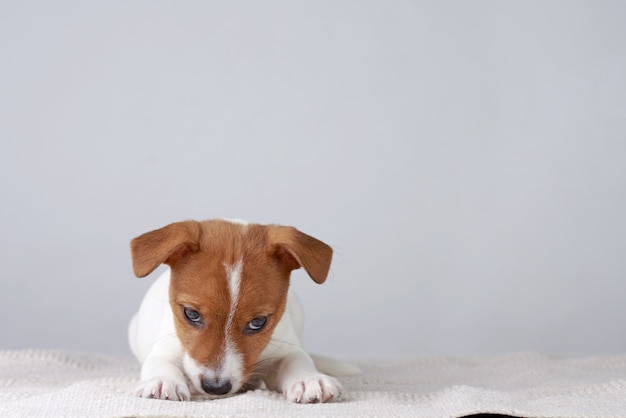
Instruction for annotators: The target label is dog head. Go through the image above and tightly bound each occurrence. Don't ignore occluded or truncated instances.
[130,219,332,396]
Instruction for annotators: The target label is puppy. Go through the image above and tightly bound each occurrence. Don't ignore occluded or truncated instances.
[128,219,352,403]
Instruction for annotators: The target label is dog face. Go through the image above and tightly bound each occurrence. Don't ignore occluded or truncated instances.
[130,220,332,396]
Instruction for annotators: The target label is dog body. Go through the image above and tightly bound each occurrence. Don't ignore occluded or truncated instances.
[128,219,348,403]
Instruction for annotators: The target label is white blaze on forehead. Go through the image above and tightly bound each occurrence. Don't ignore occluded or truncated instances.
[225,259,243,321]
[222,259,244,380]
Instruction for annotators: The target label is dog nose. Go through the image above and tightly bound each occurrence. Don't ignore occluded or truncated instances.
[201,378,232,396]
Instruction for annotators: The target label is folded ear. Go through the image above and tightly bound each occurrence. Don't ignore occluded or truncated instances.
[268,226,333,284]
[130,221,201,278]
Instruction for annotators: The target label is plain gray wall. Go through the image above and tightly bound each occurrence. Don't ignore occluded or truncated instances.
[1,1,625,359]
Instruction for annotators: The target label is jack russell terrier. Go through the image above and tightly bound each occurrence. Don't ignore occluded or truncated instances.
[128,219,356,403]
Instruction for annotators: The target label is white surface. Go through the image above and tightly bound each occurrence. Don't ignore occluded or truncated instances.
[2,350,626,418]
[1,1,626,358]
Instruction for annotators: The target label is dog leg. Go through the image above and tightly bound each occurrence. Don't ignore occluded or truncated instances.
[264,349,344,403]
[135,335,191,401]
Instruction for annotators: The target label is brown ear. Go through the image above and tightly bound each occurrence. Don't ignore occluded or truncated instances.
[268,226,333,284]
[130,221,201,278]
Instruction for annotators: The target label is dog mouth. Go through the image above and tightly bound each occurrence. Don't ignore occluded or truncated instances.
[182,352,249,397]
[186,374,243,398]
[189,372,246,397]
[187,374,264,399]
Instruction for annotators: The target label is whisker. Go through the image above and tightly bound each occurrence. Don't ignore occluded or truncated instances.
[251,358,277,370]
[266,337,300,348]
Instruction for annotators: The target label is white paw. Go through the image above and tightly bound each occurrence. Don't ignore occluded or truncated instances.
[135,377,191,401]
[284,373,344,403]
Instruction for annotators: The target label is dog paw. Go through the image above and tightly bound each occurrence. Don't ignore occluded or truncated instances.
[135,377,191,401]
[285,373,344,403]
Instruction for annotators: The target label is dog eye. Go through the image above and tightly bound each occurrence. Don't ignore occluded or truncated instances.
[244,316,267,334]
[183,307,203,326]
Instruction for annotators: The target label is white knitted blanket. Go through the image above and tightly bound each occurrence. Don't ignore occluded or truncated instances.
[1,350,625,418]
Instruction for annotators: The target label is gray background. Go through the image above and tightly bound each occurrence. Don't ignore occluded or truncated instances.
[1,1,625,359]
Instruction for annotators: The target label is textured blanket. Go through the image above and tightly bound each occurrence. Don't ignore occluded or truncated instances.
[0,350,625,418]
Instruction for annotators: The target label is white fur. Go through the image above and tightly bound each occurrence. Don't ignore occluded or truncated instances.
[225,259,243,338]
[129,268,347,403]
[182,350,244,397]
[221,218,249,226]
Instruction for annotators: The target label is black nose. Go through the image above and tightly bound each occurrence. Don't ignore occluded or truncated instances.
[201,378,232,396]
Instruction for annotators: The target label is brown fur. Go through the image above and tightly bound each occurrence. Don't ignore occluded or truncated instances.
[130,220,333,387]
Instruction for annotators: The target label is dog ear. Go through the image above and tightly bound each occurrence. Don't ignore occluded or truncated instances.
[130,221,201,278]
[268,226,333,284]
